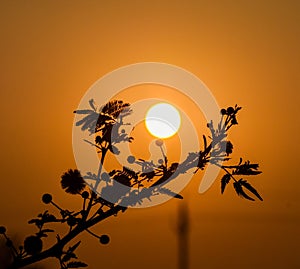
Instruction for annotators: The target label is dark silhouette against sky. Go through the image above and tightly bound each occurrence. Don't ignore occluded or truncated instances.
[0,1,299,269]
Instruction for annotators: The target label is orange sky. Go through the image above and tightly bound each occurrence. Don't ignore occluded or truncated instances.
[0,1,299,269]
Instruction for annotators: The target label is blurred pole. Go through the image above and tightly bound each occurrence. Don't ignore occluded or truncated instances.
[177,202,189,269]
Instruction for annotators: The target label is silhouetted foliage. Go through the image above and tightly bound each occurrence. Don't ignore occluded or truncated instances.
[61,169,86,195]
[0,100,262,268]
[220,158,263,200]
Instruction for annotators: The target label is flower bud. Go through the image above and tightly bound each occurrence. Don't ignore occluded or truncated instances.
[155,139,164,147]
[226,107,234,115]
[127,155,136,164]
[220,108,227,115]
[81,191,89,199]
[24,236,43,255]
[99,234,110,245]
[42,194,52,204]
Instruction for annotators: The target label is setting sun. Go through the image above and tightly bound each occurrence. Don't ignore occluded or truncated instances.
[145,103,181,138]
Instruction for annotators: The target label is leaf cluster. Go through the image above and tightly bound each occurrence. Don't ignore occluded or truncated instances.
[221,159,263,201]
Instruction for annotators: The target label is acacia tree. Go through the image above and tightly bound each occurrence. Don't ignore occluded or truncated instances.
[0,100,262,269]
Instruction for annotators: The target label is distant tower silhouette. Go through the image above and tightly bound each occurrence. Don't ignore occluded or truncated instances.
[177,202,190,269]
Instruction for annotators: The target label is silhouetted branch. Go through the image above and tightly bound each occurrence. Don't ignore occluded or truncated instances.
[0,101,262,268]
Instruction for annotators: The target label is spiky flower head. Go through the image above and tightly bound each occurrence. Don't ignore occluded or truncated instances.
[61,169,85,194]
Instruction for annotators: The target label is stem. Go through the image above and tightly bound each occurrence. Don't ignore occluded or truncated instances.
[83,198,86,211]
[225,123,233,132]
[83,139,102,151]
[3,234,18,258]
[85,228,100,239]
[96,148,107,189]
[50,201,63,212]
[83,147,108,222]
[214,163,238,182]
[159,145,167,167]
[10,206,124,269]
[89,204,104,220]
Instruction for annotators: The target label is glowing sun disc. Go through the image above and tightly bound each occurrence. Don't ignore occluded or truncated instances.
[145,103,181,138]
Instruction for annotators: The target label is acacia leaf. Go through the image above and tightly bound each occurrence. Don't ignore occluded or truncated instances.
[66,261,88,268]
[239,179,263,201]
[233,181,255,201]
[158,187,183,199]
[73,109,94,115]
[68,241,81,253]
[203,135,207,150]
[221,174,231,194]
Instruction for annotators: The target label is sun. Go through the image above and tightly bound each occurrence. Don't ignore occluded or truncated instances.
[145,103,181,138]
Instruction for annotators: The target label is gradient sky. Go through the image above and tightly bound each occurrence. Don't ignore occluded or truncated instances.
[0,1,299,269]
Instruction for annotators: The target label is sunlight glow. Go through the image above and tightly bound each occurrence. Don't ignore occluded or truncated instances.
[145,103,181,138]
